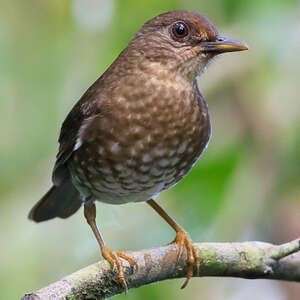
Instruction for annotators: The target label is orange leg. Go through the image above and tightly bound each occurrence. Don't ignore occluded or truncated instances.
[147,199,200,289]
[84,202,138,294]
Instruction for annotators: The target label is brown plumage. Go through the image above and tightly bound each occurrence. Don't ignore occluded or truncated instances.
[29,10,248,292]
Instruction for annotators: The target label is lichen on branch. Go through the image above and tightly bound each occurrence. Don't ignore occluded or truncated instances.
[22,238,300,300]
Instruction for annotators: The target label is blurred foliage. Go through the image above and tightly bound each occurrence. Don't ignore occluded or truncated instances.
[0,0,300,299]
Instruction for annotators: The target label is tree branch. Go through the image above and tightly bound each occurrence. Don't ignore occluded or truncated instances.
[22,238,300,300]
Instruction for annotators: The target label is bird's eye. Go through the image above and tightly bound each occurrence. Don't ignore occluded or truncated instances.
[171,22,189,39]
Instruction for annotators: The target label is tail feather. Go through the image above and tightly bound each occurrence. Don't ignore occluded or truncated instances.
[29,179,82,222]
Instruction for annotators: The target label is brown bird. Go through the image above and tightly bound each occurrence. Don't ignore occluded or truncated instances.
[29,10,248,292]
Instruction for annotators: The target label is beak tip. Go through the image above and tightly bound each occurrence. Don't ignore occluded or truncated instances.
[240,42,249,51]
[221,38,249,52]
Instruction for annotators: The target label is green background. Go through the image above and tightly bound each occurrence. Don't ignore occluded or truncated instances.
[1,0,300,299]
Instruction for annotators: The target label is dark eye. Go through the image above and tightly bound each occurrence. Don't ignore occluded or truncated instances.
[171,21,189,39]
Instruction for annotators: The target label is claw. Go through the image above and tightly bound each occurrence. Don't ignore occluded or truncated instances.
[171,229,200,289]
[101,245,137,294]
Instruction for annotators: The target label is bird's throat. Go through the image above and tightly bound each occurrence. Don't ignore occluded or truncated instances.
[178,54,213,82]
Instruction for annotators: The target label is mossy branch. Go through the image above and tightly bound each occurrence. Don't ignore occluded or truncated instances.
[22,238,300,299]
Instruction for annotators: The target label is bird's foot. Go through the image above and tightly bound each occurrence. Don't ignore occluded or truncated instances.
[101,245,138,294]
[171,229,200,289]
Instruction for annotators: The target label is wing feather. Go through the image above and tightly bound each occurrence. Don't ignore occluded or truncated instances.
[52,80,102,185]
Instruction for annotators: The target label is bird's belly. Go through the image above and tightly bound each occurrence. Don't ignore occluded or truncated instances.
[69,131,209,204]
[81,182,165,205]
[69,88,211,204]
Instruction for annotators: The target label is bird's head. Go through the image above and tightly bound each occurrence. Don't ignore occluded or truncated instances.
[129,10,248,81]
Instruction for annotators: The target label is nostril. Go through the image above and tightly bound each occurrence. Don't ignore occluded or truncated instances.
[217,37,224,42]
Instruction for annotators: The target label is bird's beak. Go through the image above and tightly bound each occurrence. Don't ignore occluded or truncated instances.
[200,37,248,53]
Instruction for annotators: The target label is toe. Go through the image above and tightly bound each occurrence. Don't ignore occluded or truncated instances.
[117,252,138,272]
[109,251,127,293]
[176,234,185,263]
[192,244,200,276]
[181,265,193,289]
[171,230,200,289]
[101,246,137,294]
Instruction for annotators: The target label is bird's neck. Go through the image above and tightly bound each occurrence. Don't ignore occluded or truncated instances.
[108,45,212,86]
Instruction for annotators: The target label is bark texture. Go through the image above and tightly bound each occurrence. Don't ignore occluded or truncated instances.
[22,238,300,299]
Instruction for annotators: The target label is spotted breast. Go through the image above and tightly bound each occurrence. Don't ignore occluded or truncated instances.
[68,61,211,204]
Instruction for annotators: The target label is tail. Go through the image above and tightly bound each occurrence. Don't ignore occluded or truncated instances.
[29,179,82,222]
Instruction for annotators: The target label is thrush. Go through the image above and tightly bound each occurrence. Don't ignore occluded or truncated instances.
[29,10,248,292]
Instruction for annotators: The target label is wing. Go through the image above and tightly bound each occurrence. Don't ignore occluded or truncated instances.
[52,80,102,185]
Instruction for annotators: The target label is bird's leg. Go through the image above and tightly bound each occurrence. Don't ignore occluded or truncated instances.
[147,199,200,289]
[84,201,137,294]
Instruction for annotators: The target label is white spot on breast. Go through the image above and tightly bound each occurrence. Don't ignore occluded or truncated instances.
[177,141,188,154]
[127,159,136,167]
[158,159,169,167]
[167,149,176,157]
[150,168,163,176]
[136,141,144,150]
[140,165,150,172]
[171,157,180,166]
[98,146,105,155]
[139,175,149,183]
[142,153,152,163]
[187,147,194,154]
[87,166,97,174]
[114,164,124,172]
[154,148,166,157]
[111,142,120,153]
[134,126,143,134]
[180,161,188,168]
[130,147,137,156]
[98,166,112,174]
[93,182,104,190]
[179,169,186,176]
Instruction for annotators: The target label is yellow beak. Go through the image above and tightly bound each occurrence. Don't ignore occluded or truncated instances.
[201,37,248,53]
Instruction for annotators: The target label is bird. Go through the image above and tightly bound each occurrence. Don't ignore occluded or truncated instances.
[29,10,248,293]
